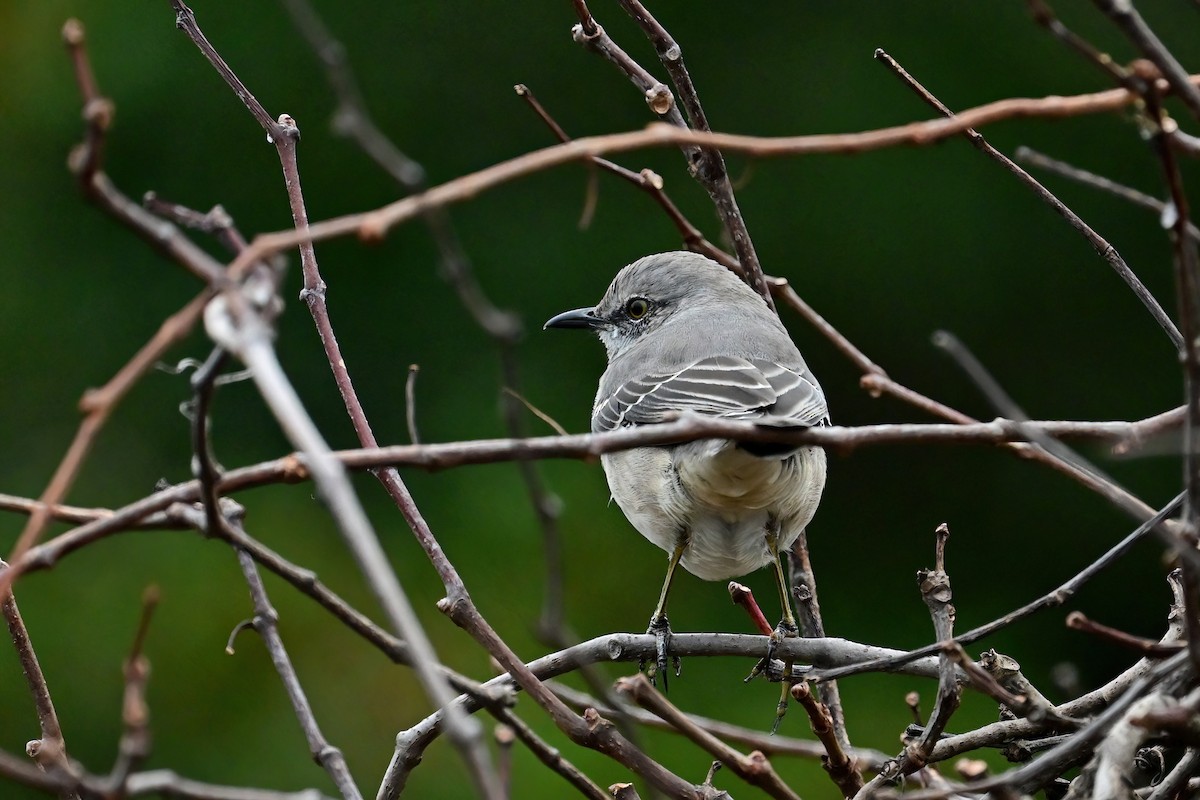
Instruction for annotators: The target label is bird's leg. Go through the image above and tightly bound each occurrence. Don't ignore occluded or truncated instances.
[746,518,800,727]
[641,535,687,689]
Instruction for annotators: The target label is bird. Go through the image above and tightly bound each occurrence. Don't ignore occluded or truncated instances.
[544,251,828,699]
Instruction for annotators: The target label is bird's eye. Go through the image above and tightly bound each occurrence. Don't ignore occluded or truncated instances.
[626,298,650,319]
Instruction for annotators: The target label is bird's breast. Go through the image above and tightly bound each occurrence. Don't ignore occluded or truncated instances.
[601,443,826,581]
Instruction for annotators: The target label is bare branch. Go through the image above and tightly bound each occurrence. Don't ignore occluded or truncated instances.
[1,570,79,800]
[875,48,1183,355]
[222,75,1200,277]
[615,674,801,800]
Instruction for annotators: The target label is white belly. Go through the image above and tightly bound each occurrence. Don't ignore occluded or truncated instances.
[601,442,826,581]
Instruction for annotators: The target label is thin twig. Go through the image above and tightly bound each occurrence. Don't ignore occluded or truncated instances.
[167,5,498,792]
[1,566,80,800]
[787,531,851,753]
[184,281,363,799]
[6,18,220,594]
[404,364,420,444]
[1027,0,1139,88]
[1014,146,1200,241]
[1092,0,1200,120]
[812,492,1183,681]
[857,526,961,797]
[1067,610,1184,656]
[551,681,889,769]
[230,540,363,800]
[104,586,159,793]
[615,674,800,800]
[875,47,1183,355]
[893,650,1191,799]
[488,706,609,800]
[1142,73,1200,676]
[613,0,772,307]
[513,83,738,272]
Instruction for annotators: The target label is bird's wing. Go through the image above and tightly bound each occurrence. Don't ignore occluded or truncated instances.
[593,355,827,433]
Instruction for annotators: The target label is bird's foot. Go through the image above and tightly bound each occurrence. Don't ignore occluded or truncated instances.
[639,614,681,690]
[745,619,799,682]
[770,684,790,735]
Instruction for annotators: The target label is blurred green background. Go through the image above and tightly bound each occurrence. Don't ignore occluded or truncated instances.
[2,1,1198,798]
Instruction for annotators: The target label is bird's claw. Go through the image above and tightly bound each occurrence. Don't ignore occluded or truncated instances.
[745,619,799,682]
[639,615,680,690]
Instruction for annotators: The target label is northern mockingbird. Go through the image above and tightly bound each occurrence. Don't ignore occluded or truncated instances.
[545,251,828,692]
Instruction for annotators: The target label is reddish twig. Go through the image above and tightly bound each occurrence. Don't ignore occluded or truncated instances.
[728,582,773,637]
[1067,611,1185,657]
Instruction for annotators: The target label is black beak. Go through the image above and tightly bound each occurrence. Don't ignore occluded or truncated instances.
[543,306,607,330]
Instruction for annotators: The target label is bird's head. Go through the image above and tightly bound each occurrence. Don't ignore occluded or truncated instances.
[544,251,762,359]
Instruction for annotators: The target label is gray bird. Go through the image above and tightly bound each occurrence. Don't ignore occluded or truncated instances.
[544,251,828,691]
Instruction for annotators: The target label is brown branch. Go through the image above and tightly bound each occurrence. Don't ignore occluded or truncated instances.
[911,524,961,763]
[615,674,800,800]
[569,6,682,123]
[279,0,426,188]
[613,0,771,307]
[896,650,1191,799]
[166,6,500,793]
[404,364,420,444]
[381,631,941,798]
[0,494,190,530]
[812,491,1184,682]
[859,527,962,796]
[0,753,339,800]
[786,529,851,754]
[1028,0,1140,88]
[1,568,80,800]
[1093,0,1200,120]
[8,18,221,594]
[156,11,690,793]
[1143,70,1200,678]
[183,305,363,799]
[278,4,658,787]
[487,707,609,800]
[1067,610,1184,657]
[219,75,1200,280]
[5,419,1190,581]
[777,275,1175,540]
[551,681,889,770]
[513,83,738,272]
[105,586,159,793]
[956,646,1078,728]
[789,682,863,796]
